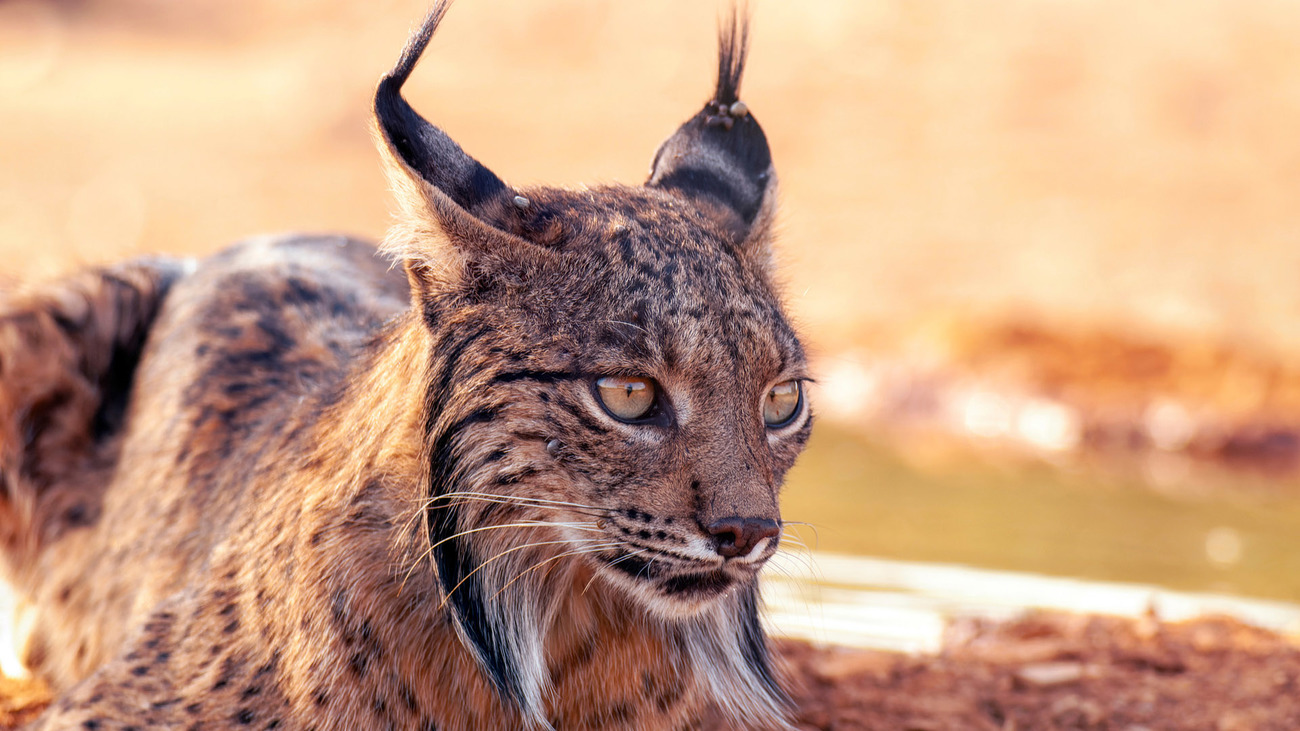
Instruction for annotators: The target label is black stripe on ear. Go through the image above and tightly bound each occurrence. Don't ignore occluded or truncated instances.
[376,1,508,213]
[648,4,773,236]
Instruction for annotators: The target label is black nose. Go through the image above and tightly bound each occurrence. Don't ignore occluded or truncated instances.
[707,517,780,559]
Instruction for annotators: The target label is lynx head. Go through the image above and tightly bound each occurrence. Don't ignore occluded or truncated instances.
[374,2,808,727]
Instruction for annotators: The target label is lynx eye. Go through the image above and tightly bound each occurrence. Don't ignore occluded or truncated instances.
[595,376,658,422]
[763,380,802,427]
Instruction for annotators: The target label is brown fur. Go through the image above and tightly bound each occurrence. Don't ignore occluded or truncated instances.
[0,4,811,730]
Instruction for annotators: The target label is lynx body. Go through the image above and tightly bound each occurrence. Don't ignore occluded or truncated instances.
[0,4,811,729]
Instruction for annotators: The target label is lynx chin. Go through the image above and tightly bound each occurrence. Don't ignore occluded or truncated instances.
[0,2,812,729]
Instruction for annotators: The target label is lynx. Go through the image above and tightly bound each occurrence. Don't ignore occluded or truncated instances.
[0,2,812,729]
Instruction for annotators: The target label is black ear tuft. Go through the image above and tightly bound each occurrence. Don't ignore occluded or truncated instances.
[648,4,774,242]
[714,4,750,107]
[375,0,508,215]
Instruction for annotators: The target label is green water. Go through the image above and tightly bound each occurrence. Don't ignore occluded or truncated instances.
[781,425,1300,602]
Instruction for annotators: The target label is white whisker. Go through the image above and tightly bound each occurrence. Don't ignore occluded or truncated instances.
[490,541,624,601]
[439,538,594,607]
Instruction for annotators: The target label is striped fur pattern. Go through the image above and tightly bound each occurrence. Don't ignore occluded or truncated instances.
[0,3,810,729]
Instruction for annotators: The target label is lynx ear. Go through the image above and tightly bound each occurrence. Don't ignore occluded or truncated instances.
[648,6,776,262]
[374,2,549,291]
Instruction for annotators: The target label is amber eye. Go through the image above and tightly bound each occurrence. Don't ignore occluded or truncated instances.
[595,376,658,422]
[763,380,802,427]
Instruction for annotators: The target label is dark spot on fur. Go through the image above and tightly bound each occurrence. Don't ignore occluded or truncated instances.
[62,503,96,528]
[213,655,239,690]
[349,650,371,677]
[255,652,280,677]
[236,708,256,724]
[399,680,419,712]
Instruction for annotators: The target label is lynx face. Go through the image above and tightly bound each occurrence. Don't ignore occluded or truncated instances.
[474,187,812,616]
[375,2,807,721]
[412,185,813,620]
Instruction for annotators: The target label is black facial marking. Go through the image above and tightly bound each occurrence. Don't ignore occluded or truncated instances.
[424,397,531,709]
[607,553,657,580]
[491,369,575,385]
[660,571,733,599]
[737,584,788,707]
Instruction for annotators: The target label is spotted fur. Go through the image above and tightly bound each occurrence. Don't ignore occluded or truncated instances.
[0,3,811,729]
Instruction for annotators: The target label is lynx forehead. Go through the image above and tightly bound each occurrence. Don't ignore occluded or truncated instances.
[0,2,811,729]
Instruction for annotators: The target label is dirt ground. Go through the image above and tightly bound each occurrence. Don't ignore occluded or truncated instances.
[776,612,1300,731]
[6,611,1297,729]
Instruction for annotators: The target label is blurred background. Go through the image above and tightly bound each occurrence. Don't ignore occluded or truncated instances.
[4,0,1300,617]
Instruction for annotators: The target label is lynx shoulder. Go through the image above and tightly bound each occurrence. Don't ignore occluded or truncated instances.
[0,3,811,729]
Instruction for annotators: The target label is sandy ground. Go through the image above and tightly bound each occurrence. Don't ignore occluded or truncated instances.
[5,0,1300,353]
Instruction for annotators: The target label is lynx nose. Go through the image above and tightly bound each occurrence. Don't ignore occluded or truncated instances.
[707,517,780,559]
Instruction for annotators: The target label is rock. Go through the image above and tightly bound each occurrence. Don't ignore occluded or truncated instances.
[1014,661,1084,687]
